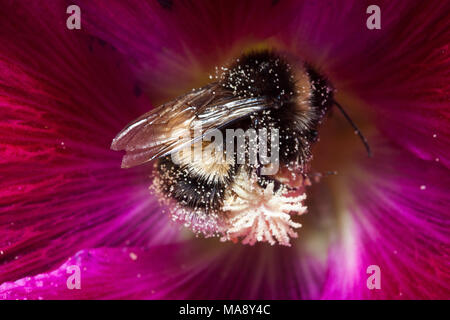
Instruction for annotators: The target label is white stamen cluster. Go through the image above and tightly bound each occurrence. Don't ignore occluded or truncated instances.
[221,170,307,246]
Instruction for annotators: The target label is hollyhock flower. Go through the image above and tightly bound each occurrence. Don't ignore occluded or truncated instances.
[0,0,449,299]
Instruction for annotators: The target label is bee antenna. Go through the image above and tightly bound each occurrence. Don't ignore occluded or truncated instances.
[333,100,372,157]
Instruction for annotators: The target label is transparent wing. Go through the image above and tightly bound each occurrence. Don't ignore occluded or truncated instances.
[111,83,273,168]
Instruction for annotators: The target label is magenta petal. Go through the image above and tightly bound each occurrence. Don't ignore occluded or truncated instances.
[1,246,197,300]
[0,1,179,284]
[322,142,450,299]
[75,0,310,99]
[1,242,330,299]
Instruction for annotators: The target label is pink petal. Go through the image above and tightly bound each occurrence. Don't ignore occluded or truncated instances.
[322,141,450,299]
[0,1,180,284]
[0,242,328,299]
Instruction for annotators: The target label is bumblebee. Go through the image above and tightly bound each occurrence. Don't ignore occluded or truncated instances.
[111,50,370,245]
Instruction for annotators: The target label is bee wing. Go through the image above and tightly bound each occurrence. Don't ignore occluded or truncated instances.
[111,84,272,168]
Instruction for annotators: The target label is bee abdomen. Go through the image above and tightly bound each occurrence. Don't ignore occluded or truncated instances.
[155,156,232,212]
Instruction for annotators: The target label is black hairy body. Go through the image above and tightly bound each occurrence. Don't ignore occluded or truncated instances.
[157,155,234,211]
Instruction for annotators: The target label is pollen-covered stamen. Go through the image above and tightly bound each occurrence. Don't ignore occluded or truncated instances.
[221,170,307,246]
